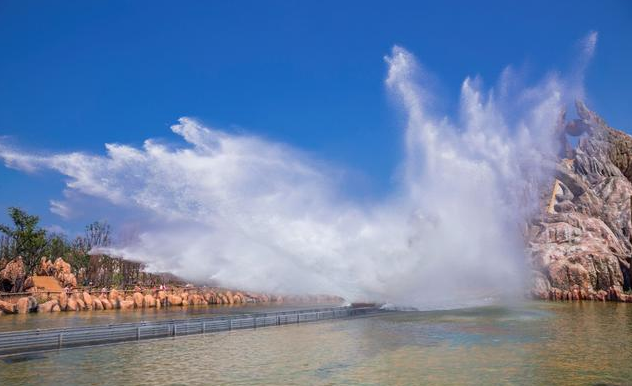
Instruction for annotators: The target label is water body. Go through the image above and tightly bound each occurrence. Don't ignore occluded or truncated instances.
[1,301,630,386]
[0,302,341,332]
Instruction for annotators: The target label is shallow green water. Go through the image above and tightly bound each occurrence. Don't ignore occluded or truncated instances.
[1,301,631,386]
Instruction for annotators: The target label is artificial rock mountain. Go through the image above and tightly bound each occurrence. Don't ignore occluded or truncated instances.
[528,101,632,302]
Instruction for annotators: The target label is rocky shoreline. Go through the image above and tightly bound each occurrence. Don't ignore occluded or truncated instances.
[0,256,342,315]
[0,287,341,315]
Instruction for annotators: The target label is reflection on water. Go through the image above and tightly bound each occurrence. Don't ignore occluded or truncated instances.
[1,301,631,386]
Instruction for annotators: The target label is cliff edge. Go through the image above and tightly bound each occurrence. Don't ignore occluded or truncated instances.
[528,101,632,301]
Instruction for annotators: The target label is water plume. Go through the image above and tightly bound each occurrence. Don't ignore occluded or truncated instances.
[0,33,597,308]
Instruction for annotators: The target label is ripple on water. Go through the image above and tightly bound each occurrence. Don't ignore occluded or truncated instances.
[0,301,630,386]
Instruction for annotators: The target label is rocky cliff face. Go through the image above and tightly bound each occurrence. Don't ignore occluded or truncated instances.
[528,101,632,301]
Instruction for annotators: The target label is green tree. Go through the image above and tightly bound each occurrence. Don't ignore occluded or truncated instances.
[66,222,111,285]
[44,233,71,260]
[0,207,47,280]
[68,236,90,276]
[0,234,15,262]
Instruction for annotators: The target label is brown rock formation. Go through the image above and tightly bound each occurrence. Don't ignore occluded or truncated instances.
[0,299,16,314]
[119,300,134,310]
[0,257,26,292]
[167,295,183,306]
[16,296,38,314]
[53,258,77,288]
[37,257,54,276]
[108,289,120,304]
[0,285,342,317]
[92,297,104,310]
[66,297,79,311]
[82,291,93,309]
[58,291,68,310]
[203,291,216,304]
[528,101,632,300]
[157,290,167,305]
[144,294,156,308]
[100,297,112,310]
[38,300,59,313]
[133,292,144,308]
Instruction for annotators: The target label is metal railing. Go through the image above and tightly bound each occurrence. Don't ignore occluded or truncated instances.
[0,306,384,356]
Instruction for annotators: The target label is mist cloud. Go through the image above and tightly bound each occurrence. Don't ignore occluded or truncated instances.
[0,34,597,307]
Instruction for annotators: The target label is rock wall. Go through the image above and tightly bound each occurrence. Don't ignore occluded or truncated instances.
[527,101,632,302]
[0,257,25,292]
[0,287,342,316]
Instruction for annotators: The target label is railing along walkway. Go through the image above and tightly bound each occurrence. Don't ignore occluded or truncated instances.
[0,306,385,356]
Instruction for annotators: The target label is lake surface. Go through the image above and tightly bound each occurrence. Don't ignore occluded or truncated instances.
[1,301,631,386]
[0,302,341,332]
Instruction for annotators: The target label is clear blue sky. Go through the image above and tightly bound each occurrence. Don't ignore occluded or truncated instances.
[0,0,631,233]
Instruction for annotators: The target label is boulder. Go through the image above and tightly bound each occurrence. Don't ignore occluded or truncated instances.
[119,300,134,310]
[109,289,120,303]
[51,304,61,312]
[38,300,59,313]
[53,258,77,287]
[58,291,68,309]
[167,295,183,306]
[189,294,204,306]
[133,292,144,308]
[59,273,77,288]
[144,294,156,308]
[22,276,34,290]
[82,291,93,309]
[37,257,54,276]
[100,298,112,310]
[92,297,104,310]
[204,291,217,304]
[16,296,38,314]
[53,257,72,274]
[157,290,167,303]
[66,298,79,311]
[0,257,26,292]
[0,299,16,314]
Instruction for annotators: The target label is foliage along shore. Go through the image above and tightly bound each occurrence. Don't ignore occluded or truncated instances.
[1,207,173,292]
[0,209,341,316]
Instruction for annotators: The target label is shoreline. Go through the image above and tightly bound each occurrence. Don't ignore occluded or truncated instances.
[530,284,632,303]
[0,286,343,316]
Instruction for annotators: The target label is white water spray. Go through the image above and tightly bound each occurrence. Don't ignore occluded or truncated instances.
[0,33,597,308]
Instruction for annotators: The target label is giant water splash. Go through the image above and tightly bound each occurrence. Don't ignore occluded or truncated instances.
[0,33,597,307]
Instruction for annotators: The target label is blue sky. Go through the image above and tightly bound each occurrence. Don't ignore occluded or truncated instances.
[0,0,631,234]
